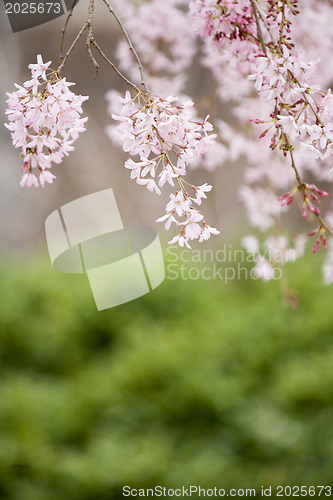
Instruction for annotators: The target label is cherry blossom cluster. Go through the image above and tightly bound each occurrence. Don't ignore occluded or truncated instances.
[5,55,88,187]
[110,90,219,247]
[190,0,268,102]
[249,48,333,165]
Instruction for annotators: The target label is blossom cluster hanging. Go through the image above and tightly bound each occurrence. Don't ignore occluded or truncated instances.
[111,91,219,247]
[5,55,88,188]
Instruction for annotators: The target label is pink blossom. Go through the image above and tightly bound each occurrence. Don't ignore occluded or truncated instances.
[20,172,39,188]
[5,55,88,187]
[166,192,191,217]
[168,233,192,249]
[192,183,212,204]
[28,54,51,81]
[199,225,220,242]
[39,169,56,187]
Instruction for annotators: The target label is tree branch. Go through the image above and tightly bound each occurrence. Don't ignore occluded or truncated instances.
[57,22,89,74]
[58,0,79,67]
[90,39,142,94]
[283,133,333,237]
[86,0,99,78]
[250,0,267,54]
[102,0,150,93]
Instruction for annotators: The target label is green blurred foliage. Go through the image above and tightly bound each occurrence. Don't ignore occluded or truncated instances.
[0,249,333,500]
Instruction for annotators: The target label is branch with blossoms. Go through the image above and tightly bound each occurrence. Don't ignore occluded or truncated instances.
[111,91,219,247]
[4,0,219,247]
[267,13,332,248]
[246,0,333,250]
[189,0,333,282]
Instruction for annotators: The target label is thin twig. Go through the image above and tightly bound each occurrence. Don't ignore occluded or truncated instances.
[250,0,267,54]
[102,0,150,93]
[283,134,333,236]
[57,22,89,74]
[86,0,99,77]
[58,0,79,67]
[278,0,287,51]
[257,6,275,45]
[283,134,302,185]
[317,214,333,236]
[56,0,146,91]
[90,39,142,93]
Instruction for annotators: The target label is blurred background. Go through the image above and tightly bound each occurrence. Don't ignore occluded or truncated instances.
[0,2,333,499]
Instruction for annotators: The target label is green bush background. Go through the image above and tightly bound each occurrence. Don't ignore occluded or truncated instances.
[0,248,333,499]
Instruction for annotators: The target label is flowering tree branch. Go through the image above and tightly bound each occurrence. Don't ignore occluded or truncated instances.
[5,0,219,247]
[188,0,333,283]
[252,1,333,247]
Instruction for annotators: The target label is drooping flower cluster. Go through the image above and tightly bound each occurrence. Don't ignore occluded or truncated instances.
[277,183,329,220]
[245,6,333,255]
[249,46,333,165]
[190,0,267,102]
[5,55,88,187]
[110,90,219,247]
[188,0,333,284]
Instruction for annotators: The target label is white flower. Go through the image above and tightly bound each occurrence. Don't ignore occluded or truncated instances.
[166,192,191,216]
[136,178,161,195]
[20,172,39,188]
[276,115,299,141]
[193,182,213,204]
[199,225,220,241]
[168,234,191,249]
[39,170,56,187]
[28,54,51,81]
[156,213,178,230]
